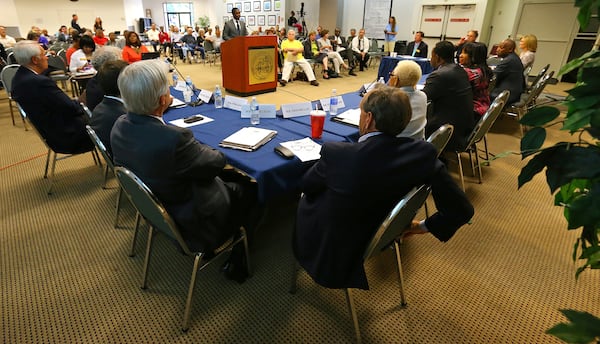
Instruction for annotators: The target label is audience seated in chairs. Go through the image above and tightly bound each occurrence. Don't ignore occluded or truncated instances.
[180,27,204,63]
[490,39,524,105]
[318,29,352,77]
[279,30,319,87]
[388,60,428,140]
[110,60,261,283]
[303,30,329,79]
[121,31,149,63]
[293,86,473,290]
[331,27,356,75]
[89,60,128,156]
[11,40,93,154]
[351,29,370,71]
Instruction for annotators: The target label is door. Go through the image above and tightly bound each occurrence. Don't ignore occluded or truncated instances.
[419,4,476,57]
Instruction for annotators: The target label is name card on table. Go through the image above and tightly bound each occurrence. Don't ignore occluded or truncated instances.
[281,102,313,118]
[198,89,213,103]
[174,80,187,92]
[240,104,277,118]
[319,96,345,112]
[223,95,248,111]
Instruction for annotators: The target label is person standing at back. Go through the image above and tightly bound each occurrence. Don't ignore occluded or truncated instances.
[423,40,474,151]
[223,7,248,40]
[71,14,82,34]
[383,16,397,56]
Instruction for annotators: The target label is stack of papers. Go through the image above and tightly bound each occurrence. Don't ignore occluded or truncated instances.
[331,108,360,127]
[220,127,277,151]
[280,137,322,162]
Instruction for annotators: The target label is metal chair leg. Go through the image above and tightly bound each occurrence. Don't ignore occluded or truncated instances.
[475,143,483,184]
[240,227,253,277]
[102,165,110,189]
[8,99,15,126]
[43,149,51,178]
[393,240,408,307]
[47,152,58,195]
[456,152,465,191]
[114,186,123,228]
[129,211,141,257]
[182,253,204,332]
[483,135,489,162]
[289,260,299,294]
[141,225,155,289]
[344,289,362,344]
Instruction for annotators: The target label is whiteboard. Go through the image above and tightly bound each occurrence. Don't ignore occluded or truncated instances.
[362,0,393,40]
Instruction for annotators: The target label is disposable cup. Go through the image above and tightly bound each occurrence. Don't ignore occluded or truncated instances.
[310,110,326,139]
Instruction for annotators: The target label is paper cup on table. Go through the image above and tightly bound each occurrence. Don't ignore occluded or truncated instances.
[310,110,326,139]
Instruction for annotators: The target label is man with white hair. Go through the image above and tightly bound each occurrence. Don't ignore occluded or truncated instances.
[279,30,319,87]
[11,40,92,153]
[110,60,257,283]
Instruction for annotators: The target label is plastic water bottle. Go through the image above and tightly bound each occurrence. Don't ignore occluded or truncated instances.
[185,75,193,90]
[250,97,260,125]
[183,86,192,103]
[172,73,178,86]
[214,85,223,109]
[378,76,385,85]
[330,89,338,116]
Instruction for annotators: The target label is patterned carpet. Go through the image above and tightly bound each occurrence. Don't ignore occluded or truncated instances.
[1,65,598,343]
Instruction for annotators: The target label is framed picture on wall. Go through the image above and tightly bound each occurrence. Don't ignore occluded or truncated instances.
[263,0,271,11]
[253,1,261,11]
[267,15,276,26]
[247,15,256,26]
[227,3,233,13]
[274,0,281,11]
[235,2,242,10]
[240,16,246,23]
[257,15,265,26]
[243,2,251,12]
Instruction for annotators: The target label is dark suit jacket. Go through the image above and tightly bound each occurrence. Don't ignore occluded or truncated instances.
[12,66,93,154]
[491,52,524,104]
[294,135,474,290]
[84,76,104,111]
[406,40,428,58]
[110,113,239,251]
[222,19,248,41]
[423,63,474,151]
[89,96,126,157]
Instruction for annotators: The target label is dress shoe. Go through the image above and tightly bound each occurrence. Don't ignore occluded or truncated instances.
[279,79,287,87]
[349,69,357,76]
[310,80,319,86]
[221,260,249,284]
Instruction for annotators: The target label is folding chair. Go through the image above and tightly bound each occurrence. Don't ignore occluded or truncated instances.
[114,166,252,331]
[1,64,27,128]
[290,185,431,344]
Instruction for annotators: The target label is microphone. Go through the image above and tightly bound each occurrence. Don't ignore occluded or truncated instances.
[165,57,185,81]
[165,57,204,106]
[359,77,379,97]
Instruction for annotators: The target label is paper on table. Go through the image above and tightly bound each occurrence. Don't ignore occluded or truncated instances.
[169,97,186,108]
[280,137,322,162]
[169,115,214,128]
[332,108,360,127]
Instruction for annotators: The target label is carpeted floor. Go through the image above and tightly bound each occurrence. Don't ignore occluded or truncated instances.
[1,62,598,343]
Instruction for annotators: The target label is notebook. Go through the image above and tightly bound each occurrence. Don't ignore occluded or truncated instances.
[219,127,277,152]
[331,108,360,127]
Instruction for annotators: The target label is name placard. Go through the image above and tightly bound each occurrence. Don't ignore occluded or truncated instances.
[240,104,277,118]
[319,96,345,112]
[223,95,248,111]
[281,102,313,118]
[174,80,187,91]
[198,89,213,103]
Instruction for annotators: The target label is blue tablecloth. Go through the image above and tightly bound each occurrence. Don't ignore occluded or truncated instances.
[163,89,347,202]
[378,56,433,83]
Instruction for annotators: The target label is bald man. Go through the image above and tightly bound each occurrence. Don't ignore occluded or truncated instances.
[491,39,524,105]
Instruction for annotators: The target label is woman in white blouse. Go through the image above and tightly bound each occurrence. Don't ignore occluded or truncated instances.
[519,34,537,70]
[69,35,96,73]
[317,29,349,76]
[388,60,427,140]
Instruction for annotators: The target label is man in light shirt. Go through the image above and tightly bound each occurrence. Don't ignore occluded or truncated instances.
[146,23,160,52]
[0,26,17,48]
[351,28,370,71]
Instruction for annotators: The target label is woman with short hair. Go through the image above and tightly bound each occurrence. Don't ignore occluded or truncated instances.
[519,34,537,70]
[389,60,427,139]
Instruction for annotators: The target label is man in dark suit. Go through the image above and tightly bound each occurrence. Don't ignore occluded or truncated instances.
[406,31,428,57]
[294,87,474,290]
[491,39,524,105]
[89,60,128,156]
[223,7,248,41]
[332,27,356,75]
[423,41,474,151]
[111,60,255,282]
[71,14,82,34]
[11,40,93,154]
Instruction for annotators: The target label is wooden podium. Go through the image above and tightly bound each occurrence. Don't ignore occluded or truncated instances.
[221,35,278,96]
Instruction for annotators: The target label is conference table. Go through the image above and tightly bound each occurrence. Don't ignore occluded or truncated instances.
[162,89,351,203]
[378,55,433,83]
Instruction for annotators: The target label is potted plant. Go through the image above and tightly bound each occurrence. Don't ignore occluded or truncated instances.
[517,1,600,342]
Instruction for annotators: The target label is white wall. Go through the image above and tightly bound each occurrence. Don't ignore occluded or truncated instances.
[487,0,521,46]
[0,0,21,32]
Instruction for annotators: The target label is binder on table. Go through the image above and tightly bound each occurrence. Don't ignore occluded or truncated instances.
[219,127,277,151]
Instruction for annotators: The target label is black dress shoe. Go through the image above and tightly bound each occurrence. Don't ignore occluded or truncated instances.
[222,260,249,283]
[349,70,357,76]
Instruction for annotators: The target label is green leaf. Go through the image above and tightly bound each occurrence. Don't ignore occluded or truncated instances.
[566,94,600,112]
[577,3,592,29]
[518,148,555,188]
[559,49,600,76]
[520,106,560,126]
[521,127,546,158]
[566,186,600,229]
[562,109,594,132]
[547,309,600,343]
[544,146,600,193]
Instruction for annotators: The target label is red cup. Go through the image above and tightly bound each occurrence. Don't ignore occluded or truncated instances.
[310,110,326,139]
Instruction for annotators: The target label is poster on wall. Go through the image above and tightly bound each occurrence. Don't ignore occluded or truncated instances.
[244,2,251,12]
[253,1,261,11]
[257,15,265,26]
[274,0,280,11]
[268,15,276,26]
[235,2,242,10]
[227,3,233,13]
[247,15,256,26]
[263,0,271,11]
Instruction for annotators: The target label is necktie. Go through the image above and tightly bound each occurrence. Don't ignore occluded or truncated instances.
[359,39,363,52]
[236,21,240,34]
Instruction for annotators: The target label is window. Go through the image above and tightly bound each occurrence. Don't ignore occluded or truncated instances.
[164,3,194,30]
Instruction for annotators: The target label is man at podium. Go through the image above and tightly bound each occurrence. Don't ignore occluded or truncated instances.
[223,7,248,41]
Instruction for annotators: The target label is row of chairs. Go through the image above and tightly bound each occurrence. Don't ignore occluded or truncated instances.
[171,40,221,66]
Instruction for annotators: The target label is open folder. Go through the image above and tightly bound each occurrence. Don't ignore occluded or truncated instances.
[331,108,360,127]
[219,127,278,151]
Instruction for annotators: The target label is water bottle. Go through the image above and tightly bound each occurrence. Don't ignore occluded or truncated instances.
[185,75,193,90]
[183,86,192,103]
[172,73,178,86]
[214,85,223,109]
[378,76,385,85]
[250,97,260,125]
[330,89,338,116]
